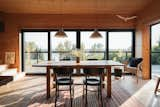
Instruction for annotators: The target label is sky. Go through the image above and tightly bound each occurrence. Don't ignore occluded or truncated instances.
[24,31,132,51]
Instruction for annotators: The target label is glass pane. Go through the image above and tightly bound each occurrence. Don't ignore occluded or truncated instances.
[109,32,132,62]
[51,31,76,60]
[52,53,76,61]
[24,32,48,73]
[24,32,48,52]
[81,31,106,60]
[152,23,160,52]
[109,52,132,62]
[151,23,160,74]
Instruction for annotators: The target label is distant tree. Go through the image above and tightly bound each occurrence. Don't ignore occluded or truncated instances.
[25,42,38,65]
[25,42,45,64]
[38,49,44,61]
[55,40,77,59]
[25,42,37,52]
[87,43,104,60]
[152,37,160,64]
[91,43,103,51]
[55,43,65,51]
[64,41,72,51]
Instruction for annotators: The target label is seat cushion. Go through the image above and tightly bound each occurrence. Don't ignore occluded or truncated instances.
[56,77,73,85]
[129,58,143,67]
[83,78,100,86]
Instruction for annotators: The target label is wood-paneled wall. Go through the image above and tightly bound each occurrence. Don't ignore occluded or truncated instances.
[0,13,135,71]
[136,0,160,79]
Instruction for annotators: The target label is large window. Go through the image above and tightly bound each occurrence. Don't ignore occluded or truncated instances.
[81,31,106,60]
[108,31,133,62]
[151,23,160,75]
[22,29,134,74]
[23,32,48,73]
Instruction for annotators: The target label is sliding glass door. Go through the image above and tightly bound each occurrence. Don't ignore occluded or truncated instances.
[151,23,160,75]
[23,32,48,73]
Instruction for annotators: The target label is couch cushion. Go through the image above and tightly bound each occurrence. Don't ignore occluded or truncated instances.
[0,64,8,73]
[129,58,143,67]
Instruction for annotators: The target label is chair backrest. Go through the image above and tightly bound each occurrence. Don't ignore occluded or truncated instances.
[122,60,129,71]
[53,58,73,76]
[83,68,104,75]
[53,67,74,76]
[83,59,103,76]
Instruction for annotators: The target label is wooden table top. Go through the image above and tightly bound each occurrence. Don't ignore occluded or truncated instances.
[32,60,124,68]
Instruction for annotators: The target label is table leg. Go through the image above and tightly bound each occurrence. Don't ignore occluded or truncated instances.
[47,67,51,99]
[154,77,160,94]
[107,67,111,97]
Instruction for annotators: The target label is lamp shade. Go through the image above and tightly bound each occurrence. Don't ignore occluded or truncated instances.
[90,29,102,38]
[55,28,67,38]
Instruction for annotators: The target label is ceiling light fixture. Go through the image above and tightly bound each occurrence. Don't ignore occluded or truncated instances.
[55,0,67,38]
[90,29,102,38]
[55,28,67,38]
[90,0,102,39]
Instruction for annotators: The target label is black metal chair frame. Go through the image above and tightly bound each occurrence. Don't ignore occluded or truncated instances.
[53,67,74,107]
[83,68,103,107]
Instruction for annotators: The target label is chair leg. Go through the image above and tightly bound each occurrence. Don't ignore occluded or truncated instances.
[123,70,125,79]
[100,84,103,107]
[85,84,88,107]
[55,85,58,107]
[72,85,74,98]
[97,86,100,99]
[136,71,139,84]
[102,74,105,88]
[57,85,59,97]
[154,78,160,94]
[83,85,85,99]
[70,84,73,107]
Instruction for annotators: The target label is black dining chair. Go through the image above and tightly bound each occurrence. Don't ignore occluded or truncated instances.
[83,59,104,107]
[53,67,74,107]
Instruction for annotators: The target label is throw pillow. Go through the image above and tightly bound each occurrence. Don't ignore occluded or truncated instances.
[129,58,143,67]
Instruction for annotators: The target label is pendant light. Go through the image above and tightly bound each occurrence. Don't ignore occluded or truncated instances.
[90,29,102,38]
[90,0,102,38]
[55,0,67,38]
[55,28,67,38]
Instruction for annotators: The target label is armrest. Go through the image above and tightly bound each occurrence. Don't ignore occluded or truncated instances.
[122,60,129,71]
[137,62,142,71]
[122,60,129,65]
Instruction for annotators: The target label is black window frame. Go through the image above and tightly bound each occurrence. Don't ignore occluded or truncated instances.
[21,29,135,72]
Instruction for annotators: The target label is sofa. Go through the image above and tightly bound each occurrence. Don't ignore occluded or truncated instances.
[0,64,18,86]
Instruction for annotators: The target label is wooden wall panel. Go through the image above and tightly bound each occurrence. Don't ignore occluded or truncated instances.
[142,25,150,79]
[0,13,135,71]
[0,0,152,14]
[136,0,160,79]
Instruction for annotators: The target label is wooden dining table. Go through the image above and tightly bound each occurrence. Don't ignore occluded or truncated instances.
[33,60,124,99]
